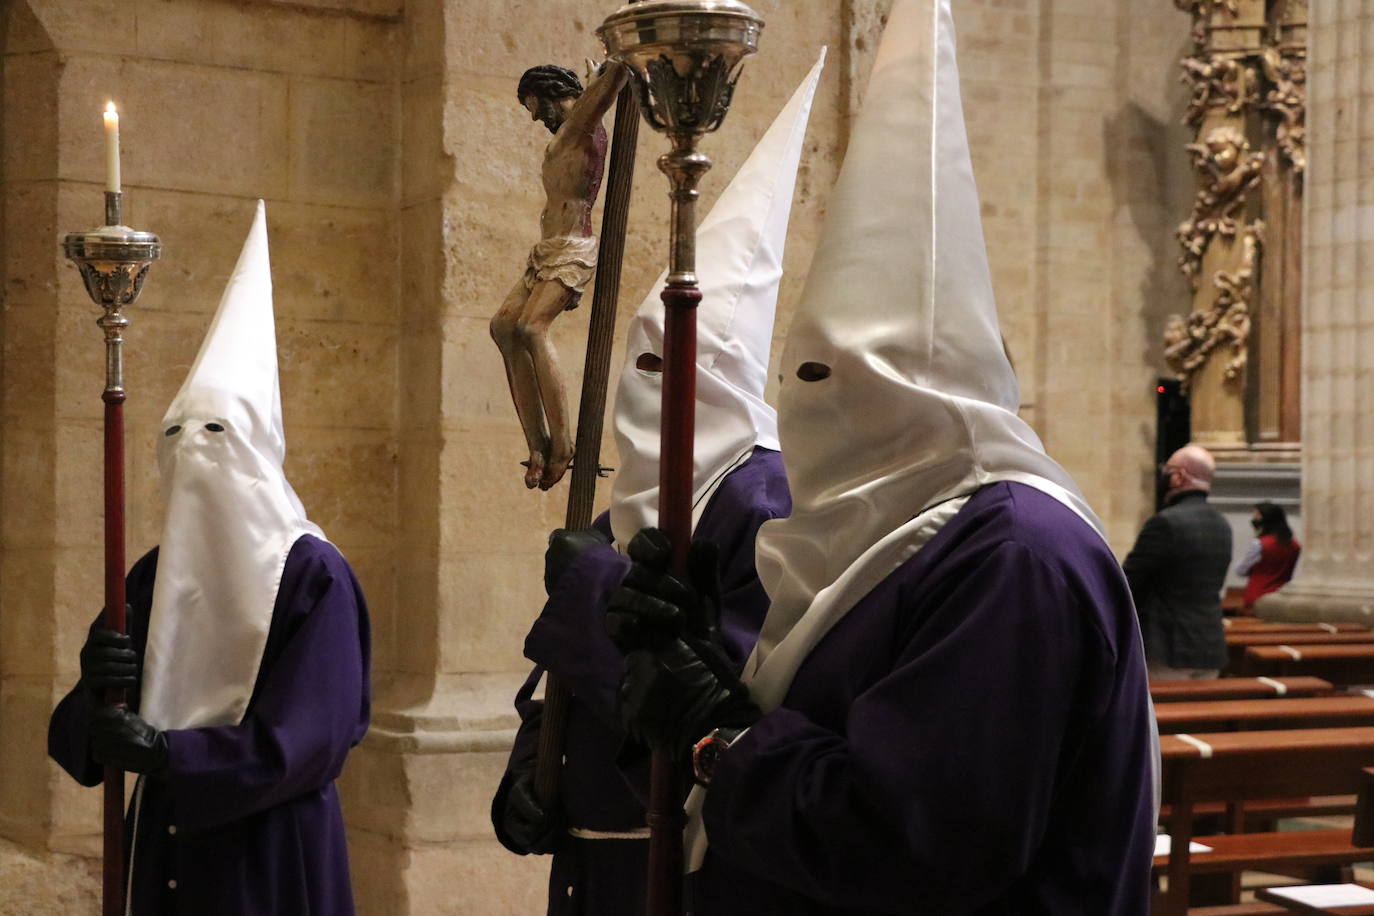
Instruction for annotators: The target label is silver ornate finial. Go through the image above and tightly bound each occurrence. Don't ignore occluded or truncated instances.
[62,191,161,397]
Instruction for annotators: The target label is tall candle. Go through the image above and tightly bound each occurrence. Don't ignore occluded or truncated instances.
[103,102,120,194]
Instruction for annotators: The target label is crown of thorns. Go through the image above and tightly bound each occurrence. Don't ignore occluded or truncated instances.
[517,65,584,103]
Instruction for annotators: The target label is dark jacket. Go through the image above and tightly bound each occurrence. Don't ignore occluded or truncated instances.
[1122,490,1231,670]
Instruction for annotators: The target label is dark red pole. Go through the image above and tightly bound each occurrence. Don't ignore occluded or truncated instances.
[645,283,700,915]
[101,389,126,916]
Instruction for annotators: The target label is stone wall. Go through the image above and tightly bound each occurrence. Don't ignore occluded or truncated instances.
[1,0,1194,912]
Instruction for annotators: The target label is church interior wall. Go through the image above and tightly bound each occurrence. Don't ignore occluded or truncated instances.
[0,0,1196,910]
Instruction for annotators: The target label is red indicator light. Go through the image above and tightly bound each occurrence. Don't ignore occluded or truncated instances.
[1157,386,1166,393]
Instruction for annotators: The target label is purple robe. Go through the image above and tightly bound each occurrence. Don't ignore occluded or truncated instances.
[495,447,791,915]
[49,534,371,916]
[694,482,1156,915]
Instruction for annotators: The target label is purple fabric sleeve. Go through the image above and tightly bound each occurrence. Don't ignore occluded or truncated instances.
[702,542,1098,912]
[161,551,368,834]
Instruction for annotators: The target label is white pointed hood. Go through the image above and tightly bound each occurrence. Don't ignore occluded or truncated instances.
[609,49,825,548]
[686,0,1117,870]
[140,201,324,730]
[746,0,1104,686]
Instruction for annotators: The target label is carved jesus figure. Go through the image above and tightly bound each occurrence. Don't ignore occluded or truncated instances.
[491,61,629,490]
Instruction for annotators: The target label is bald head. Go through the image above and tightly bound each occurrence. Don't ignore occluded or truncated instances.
[1165,444,1215,496]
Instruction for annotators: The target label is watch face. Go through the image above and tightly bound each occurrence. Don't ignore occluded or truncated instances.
[692,734,728,786]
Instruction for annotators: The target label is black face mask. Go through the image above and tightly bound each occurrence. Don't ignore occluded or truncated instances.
[1251,518,1263,531]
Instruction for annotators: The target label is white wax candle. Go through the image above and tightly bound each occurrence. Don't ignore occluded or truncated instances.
[103,102,120,193]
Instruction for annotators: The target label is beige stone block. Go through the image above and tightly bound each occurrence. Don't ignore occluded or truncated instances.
[401,199,445,328]
[440,187,543,319]
[132,0,214,64]
[206,2,345,78]
[445,74,553,200]
[0,677,57,829]
[440,314,531,427]
[1,303,58,422]
[0,548,56,673]
[57,56,290,198]
[402,0,443,81]
[0,414,57,552]
[3,1,53,54]
[277,317,397,430]
[403,74,449,207]
[404,837,547,915]
[444,3,603,79]
[338,545,394,673]
[436,552,545,673]
[4,182,62,314]
[342,16,400,83]
[290,0,402,18]
[47,773,102,857]
[49,418,101,551]
[285,426,397,549]
[342,827,410,916]
[268,201,399,325]
[53,545,104,672]
[435,424,566,553]
[392,541,441,676]
[3,52,60,183]
[24,0,135,54]
[288,77,397,209]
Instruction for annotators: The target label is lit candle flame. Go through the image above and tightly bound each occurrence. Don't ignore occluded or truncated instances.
[105,101,117,115]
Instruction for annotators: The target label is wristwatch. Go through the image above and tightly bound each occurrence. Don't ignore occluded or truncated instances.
[691,726,746,787]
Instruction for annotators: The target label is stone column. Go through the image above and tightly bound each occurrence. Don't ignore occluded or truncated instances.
[1258,0,1374,622]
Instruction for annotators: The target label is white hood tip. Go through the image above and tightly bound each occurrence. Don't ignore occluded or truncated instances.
[609,49,827,547]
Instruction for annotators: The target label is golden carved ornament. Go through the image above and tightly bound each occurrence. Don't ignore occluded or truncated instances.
[1165,227,1262,390]
[1259,46,1306,174]
[1176,125,1265,281]
[1180,54,1259,127]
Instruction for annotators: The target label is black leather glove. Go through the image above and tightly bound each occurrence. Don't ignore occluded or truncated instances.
[80,617,139,697]
[620,641,759,760]
[605,528,722,653]
[89,706,168,774]
[607,529,758,760]
[494,766,563,856]
[544,527,612,595]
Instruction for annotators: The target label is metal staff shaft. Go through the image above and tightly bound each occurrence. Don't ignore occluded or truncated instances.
[64,190,160,916]
[534,73,642,808]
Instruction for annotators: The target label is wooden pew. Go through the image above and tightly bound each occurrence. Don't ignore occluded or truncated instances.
[1157,696,1374,734]
[1229,634,1374,675]
[1245,646,1374,686]
[1223,621,1368,633]
[1152,678,1334,703]
[1154,727,1374,915]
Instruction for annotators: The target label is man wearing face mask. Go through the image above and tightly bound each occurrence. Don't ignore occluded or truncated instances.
[48,202,370,915]
[603,2,1157,912]
[489,54,824,915]
[1123,443,1232,678]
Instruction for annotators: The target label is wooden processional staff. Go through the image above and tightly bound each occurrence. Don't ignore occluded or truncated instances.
[64,181,161,915]
[532,5,645,812]
[599,3,763,913]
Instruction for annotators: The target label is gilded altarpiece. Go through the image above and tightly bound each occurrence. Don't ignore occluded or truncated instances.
[1168,0,1305,459]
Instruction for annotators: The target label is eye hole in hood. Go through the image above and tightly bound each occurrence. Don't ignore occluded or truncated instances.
[205,422,226,433]
[165,425,182,437]
[796,361,831,382]
[635,352,664,373]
